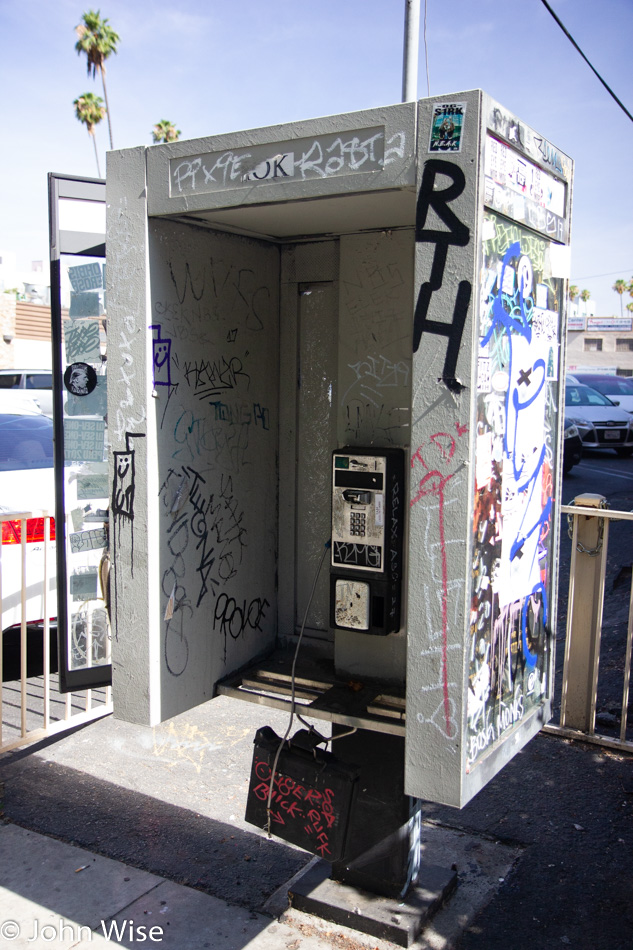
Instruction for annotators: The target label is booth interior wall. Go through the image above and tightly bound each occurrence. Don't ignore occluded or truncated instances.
[148,218,280,720]
[334,229,414,683]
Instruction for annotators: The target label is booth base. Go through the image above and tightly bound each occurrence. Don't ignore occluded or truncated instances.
[288,859,457,948]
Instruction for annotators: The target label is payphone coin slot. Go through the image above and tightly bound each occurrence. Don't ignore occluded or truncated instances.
[343,490,372,505]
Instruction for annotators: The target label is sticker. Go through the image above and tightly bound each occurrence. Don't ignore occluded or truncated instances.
[374,493,384,527]
[77,473,109,500]
[476,433,493,490]
[65,375,107,417]
[491,370,509,394]
[69,291,103,317]
[70,507,85,531]
[532,308,558,344]
[70,527,107,553]
[70,570,99,600]
[483,133,567,241]
[535,284,549,310]
[64,419,105,462]
[83,508,108,523]
[68,262,103,293]
[429,102,466,153]
[501,264,515,295]
[477,356,491,393]
[482,218,496,242]
[64,362,98,396]
[65,319,101,363]
[546,344,558,381]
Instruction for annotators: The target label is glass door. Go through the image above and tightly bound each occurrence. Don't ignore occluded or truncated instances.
[49,173,111,691]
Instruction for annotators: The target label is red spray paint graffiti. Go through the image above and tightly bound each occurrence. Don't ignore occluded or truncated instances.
[411,422,468,737]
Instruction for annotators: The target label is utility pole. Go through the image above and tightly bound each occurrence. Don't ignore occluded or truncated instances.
[402,0,421,102]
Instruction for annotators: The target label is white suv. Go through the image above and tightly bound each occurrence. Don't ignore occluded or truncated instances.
[0,369,54,417]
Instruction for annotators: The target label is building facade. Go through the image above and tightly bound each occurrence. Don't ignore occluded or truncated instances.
[567,316,633,376]
[0,295,67,370]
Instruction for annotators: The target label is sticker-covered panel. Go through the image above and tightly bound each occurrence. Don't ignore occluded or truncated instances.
[484,134,568,242]
[62,257,110,676]
[468,211,562,770]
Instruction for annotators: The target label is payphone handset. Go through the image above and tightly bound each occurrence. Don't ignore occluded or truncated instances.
[330,448,405,636]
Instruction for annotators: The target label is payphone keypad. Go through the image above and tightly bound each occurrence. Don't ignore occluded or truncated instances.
[331,453,386,574]
[350,511,366,537]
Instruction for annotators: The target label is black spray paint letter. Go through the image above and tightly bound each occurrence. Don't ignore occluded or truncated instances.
[413,159,472,392]
[112,431,146,577]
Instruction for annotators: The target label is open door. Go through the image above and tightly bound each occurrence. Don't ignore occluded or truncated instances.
[49,172,111,691]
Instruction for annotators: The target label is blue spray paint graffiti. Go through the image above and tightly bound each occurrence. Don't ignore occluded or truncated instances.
[467,214,561,766]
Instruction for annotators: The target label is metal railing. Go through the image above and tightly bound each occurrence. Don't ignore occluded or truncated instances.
[544,494,633,753]
[0,510,112,754]
[2,500,631,757]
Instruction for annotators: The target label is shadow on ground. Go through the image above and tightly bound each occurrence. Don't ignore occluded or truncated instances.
[0,750,309,912]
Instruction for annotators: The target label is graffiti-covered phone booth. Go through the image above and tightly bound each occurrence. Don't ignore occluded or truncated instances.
[107,90,572,941]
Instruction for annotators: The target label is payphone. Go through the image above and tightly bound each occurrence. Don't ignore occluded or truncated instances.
[330,447,405,636]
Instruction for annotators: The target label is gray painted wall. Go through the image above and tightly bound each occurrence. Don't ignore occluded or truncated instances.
[107,147,156,725]
[406,91,481,804]
[147,219,279,721]
[334,230,414,681]
[107,174,280,723]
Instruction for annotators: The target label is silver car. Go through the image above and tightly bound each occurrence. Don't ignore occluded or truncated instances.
[565,383,633,457]
[573,373,633,414]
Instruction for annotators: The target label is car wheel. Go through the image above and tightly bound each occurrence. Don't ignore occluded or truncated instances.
[616,447,633,458]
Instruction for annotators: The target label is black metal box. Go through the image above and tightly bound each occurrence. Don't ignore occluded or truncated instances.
[245,726,360,862]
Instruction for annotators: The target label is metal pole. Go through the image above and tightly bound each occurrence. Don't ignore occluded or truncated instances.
[402,0,421,102]
[560,494,608,733]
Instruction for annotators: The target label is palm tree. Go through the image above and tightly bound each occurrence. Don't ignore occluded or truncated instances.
[613,279,627,317]
[152,120,181,144]
[74,92,106,177]
[568,285,579,304]
[580,288,591,315]
[75,10,119,150]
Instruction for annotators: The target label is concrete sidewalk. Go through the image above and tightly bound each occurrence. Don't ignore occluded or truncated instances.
[1,695,632,949]
[1,821,312,950]
[8,816,414,950]
[0,818,521,950]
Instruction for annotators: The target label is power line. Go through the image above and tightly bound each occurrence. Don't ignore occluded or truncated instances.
[572,270,633,281]
[540,0,633,124]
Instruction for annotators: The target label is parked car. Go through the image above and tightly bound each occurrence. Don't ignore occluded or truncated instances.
[565,382,633,456]
[0,407,58,678]
[573,373,633,413]
[0,390,42,414]
[0,369,54,417]
[563,417,583,474]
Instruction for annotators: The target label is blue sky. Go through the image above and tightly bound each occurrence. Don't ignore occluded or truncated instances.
[1,0,632,313]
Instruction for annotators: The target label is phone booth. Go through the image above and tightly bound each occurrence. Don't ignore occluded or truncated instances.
[106,90,572,937]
